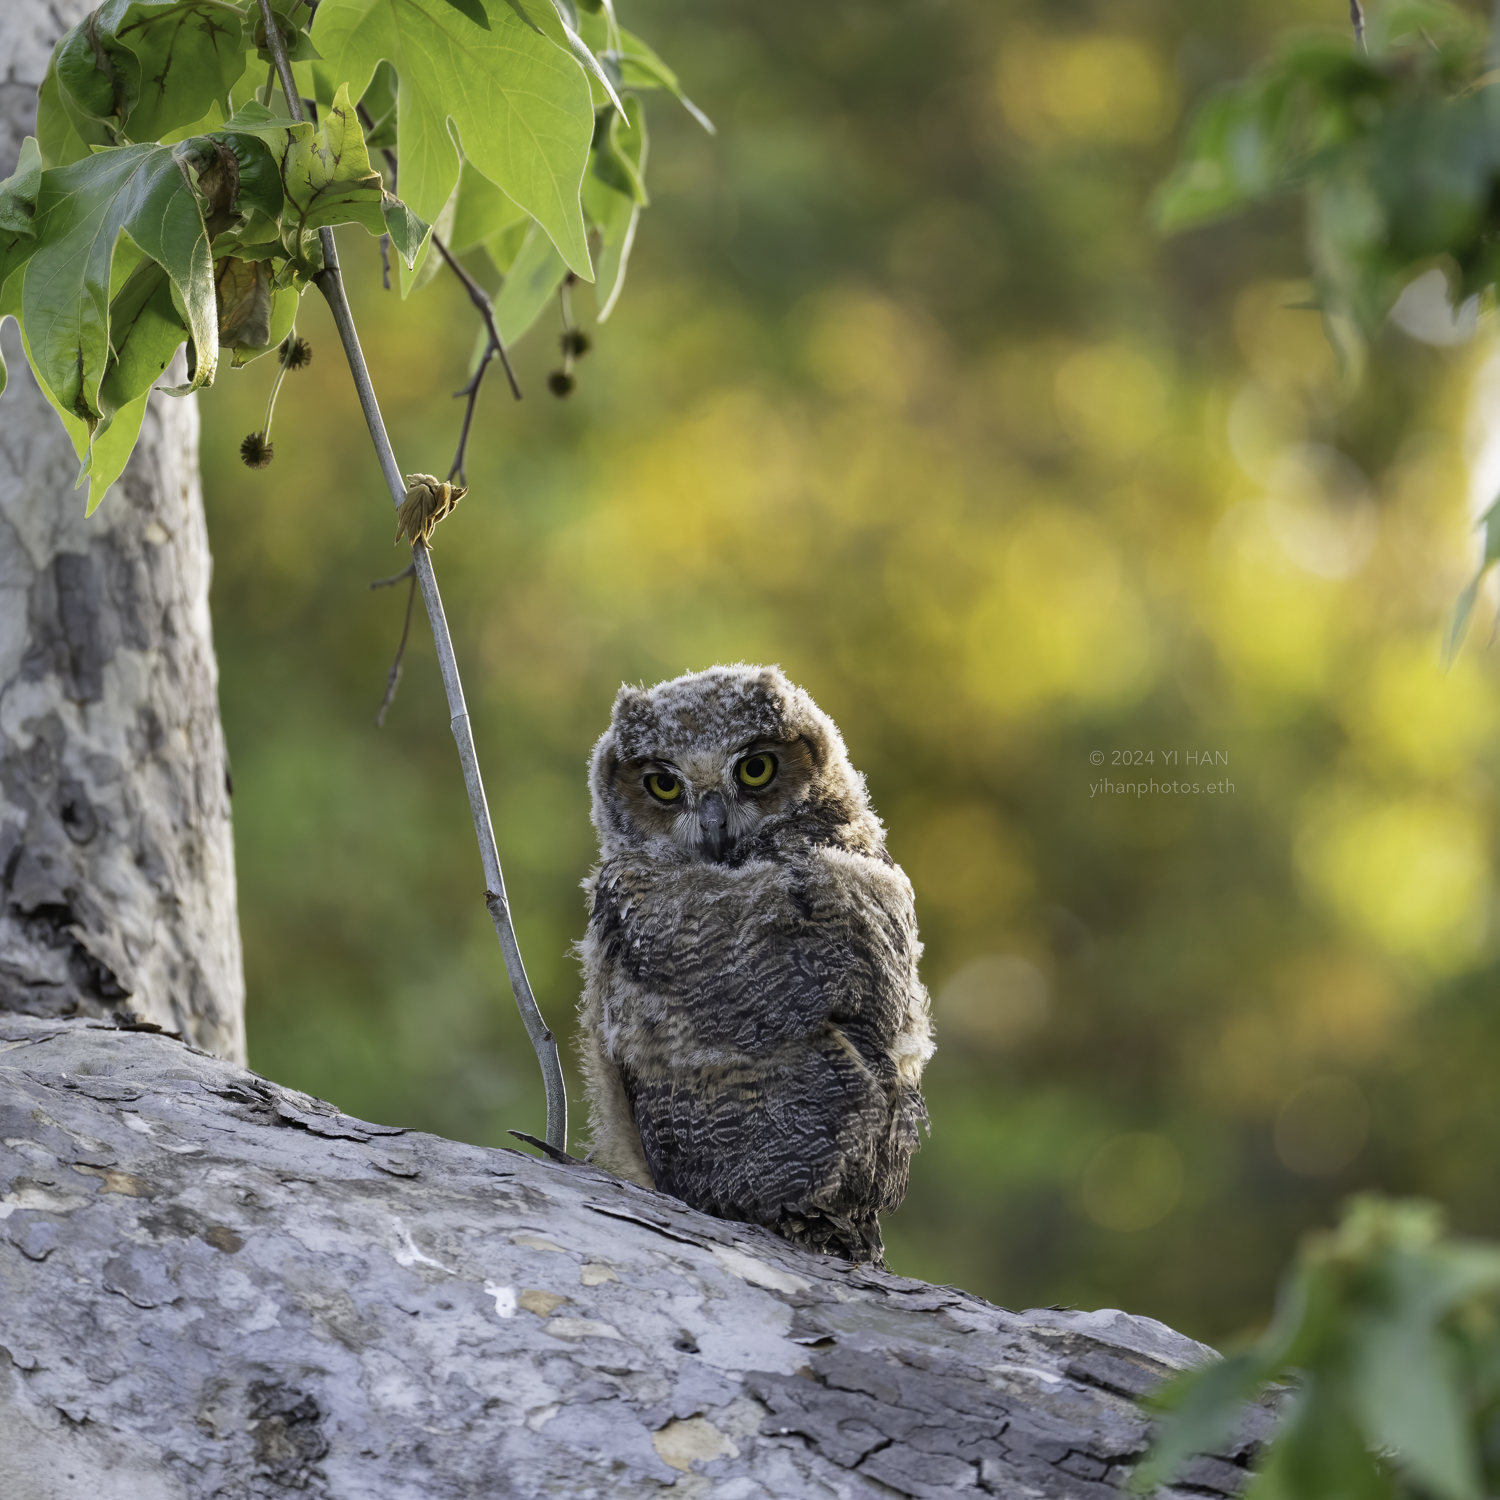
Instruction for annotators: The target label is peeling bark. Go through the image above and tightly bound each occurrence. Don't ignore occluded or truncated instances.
[0,1019,1271,1498]
[0,0,245,1061]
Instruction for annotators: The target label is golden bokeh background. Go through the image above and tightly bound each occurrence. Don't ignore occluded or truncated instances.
[196,0,1500,1345]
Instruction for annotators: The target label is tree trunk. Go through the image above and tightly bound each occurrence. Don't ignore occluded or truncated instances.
[0,1016,1268,1499]
[0,0,245,1064]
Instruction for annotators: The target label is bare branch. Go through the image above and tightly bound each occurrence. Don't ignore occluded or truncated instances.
[255,0,568,1153]
[1351,0,1366,51]
[374,573,418,728]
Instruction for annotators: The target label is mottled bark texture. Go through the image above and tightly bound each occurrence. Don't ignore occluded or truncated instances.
[0,0,246,1061]
[0,1017,1272,1499]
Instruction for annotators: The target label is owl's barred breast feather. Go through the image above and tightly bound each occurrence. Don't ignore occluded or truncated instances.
[576,665,934,1267]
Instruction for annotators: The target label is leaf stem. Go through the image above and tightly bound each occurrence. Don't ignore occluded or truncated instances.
[254,0,568,1152]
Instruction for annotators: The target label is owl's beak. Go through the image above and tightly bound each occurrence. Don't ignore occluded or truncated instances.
[697,790,730,862]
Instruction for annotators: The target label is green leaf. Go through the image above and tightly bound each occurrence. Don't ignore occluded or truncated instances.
[252,0,323,66]
[1443,496,1500,666]
[1352,1313,1477,1500]
[1130,1351,1273,1494]
[1249,1373,1393,1500]
[22,139,220,443]
[78,385,156,516]
[103,257,189,409]
[399,177,455,295]
[282,82,389,237]
[451,159,528,252]
[491,217,567,345]
[482,217,531,276]
[3,298,154,514]
[229,285,300,367]
[312,0,595,278]
[357,60,400,150]
[382,195,430,268]
[42,1,248,160]
[509,0,626,118]
[591,101,646,205]
[214,91,427,269]
[581,97,645,317]
[37,59,92,168]
[436,0,490,26]
[0,137,43,296]
[605,28,714,133]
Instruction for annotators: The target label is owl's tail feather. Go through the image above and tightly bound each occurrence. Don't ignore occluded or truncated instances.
[772,1209,885,1268]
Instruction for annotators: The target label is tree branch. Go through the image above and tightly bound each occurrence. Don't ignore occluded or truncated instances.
[255,0,567,1153]
[372,571,417,728]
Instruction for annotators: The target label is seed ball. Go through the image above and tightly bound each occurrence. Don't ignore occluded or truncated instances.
[239,432,274,468]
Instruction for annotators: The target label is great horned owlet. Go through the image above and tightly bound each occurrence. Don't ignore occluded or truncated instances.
[576,664,934,1266]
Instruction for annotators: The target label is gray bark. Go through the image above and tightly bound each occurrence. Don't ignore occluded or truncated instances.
[0,1017,1271,1499]
[0,0,246,1062]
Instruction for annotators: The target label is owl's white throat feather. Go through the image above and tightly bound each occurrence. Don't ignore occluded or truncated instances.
[667,783,764,863]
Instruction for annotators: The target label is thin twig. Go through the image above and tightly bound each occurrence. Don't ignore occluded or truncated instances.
[448,361,488,484]
[378,232,391,290]
[374,574,417,728]
[432,233,523,402]
[256,0,568,1153]
[370,561,416,589]
[1351,0,1366,51]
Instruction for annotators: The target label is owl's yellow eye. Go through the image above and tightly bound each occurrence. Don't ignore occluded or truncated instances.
[736,753,777,789]
[645,772,682,803]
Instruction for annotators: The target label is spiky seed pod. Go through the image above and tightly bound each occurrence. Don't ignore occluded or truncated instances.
[560,329,592,358]
[394,473,467,548]
[280,335,313,371]
[547,370,576,398]
[240,432,274,469]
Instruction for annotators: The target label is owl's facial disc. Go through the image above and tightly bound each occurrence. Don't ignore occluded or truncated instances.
[619,738,813,863]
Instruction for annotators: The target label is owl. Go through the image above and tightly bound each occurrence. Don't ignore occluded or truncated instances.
[576,664,934,1266]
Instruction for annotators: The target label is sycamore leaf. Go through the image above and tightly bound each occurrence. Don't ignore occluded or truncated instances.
[509,0,626,118]
[591,100,646,206]
[0,136,44,404]
[451,160,528,253]
[436,0,490,25]
[491,217,567,345]
[213,94,427,268]
[37,60,92,168]
[581,98,645,318]
[482,217,531,276]
[604,28,714,133]
[1128,1350,1272,1494]
[22,139,220,448]
[4,291,155,515]
[79,386,156,515]
[43,0,248,163]
[0,137,43,298]
[215,255,274,348]
[1443,496,1500,666]
[591,202,636,321]
[382,196,430,268]
[282,83,388,237]
[312,0,595,278]
[229,285,299,367]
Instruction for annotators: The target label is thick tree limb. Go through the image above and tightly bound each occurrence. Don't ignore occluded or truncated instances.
[0,1018,1270,1497]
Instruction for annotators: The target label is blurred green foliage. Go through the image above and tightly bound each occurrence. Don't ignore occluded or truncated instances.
[197,0,1500,1347]
[1139,1197,1500,1499]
